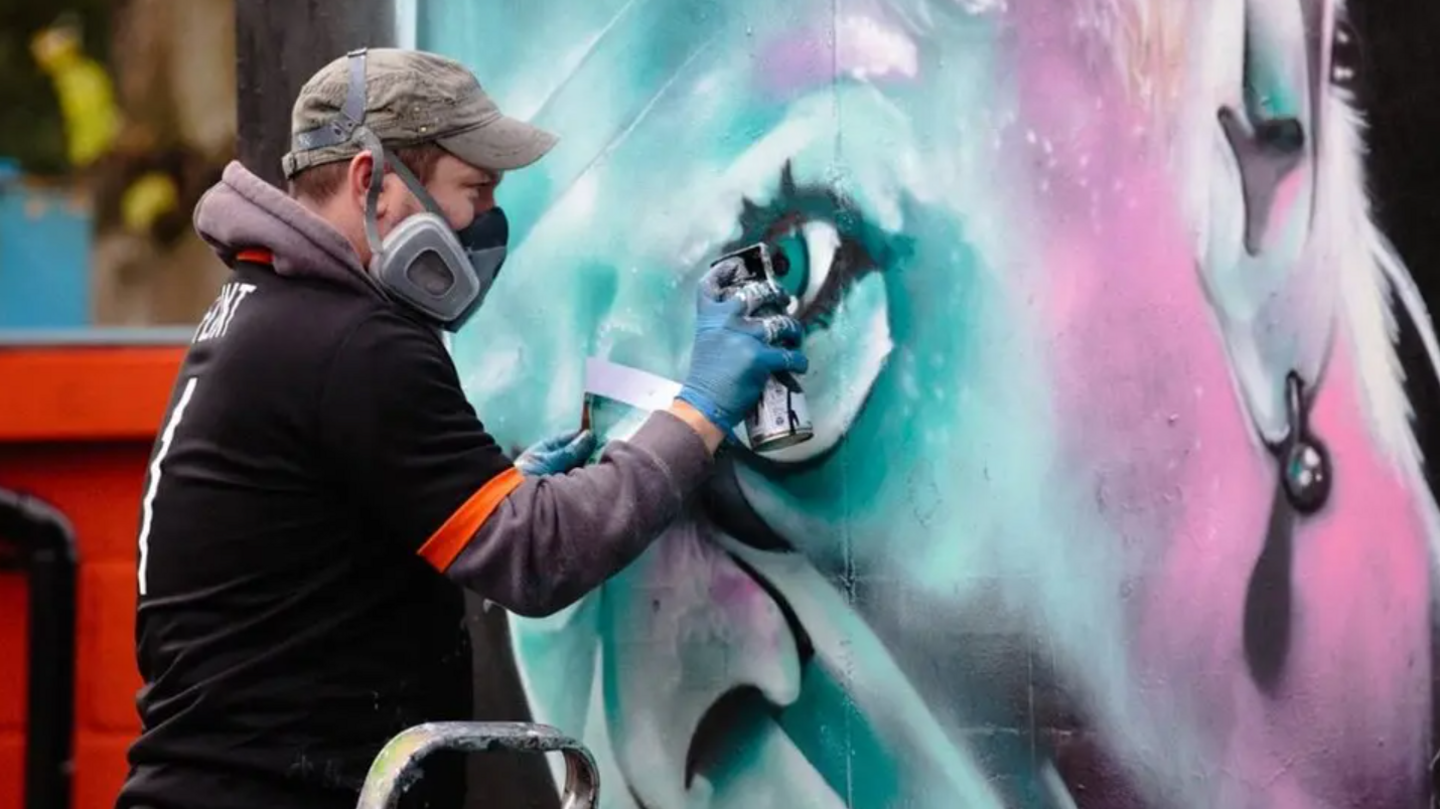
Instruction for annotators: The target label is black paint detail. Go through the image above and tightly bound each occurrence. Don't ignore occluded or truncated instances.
[700,453,795,552]
[1432,751,1440,809]
[684,686,772,788]
[1386,257,1440,809]
[1243,479,1296,693]
[726,160,880,329]
[1330,15,1362,91]
[739,196,764,229]
[1245,372,1331,692]
[696,455,815,661]
[727,553,815,666]
[1281,439,1331,514]
[1280,372,1333,514]
[1218,107,1306,256]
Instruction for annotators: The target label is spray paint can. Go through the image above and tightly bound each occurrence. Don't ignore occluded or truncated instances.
[710,244,814,452]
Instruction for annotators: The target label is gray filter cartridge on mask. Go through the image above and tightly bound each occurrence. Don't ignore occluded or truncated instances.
[373,211,488,322]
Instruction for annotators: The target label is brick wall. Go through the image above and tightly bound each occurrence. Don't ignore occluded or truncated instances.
[0,343,184,809]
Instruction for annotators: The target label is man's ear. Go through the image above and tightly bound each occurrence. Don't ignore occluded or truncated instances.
[346,151,383,218]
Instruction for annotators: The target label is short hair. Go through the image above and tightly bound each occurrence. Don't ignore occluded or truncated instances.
[286,141,449,202]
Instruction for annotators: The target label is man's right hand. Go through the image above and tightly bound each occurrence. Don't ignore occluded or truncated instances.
[514,429,597,476]
[674,259,809,439]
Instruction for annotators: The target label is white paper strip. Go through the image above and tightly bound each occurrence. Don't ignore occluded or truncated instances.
[582,357,684,412]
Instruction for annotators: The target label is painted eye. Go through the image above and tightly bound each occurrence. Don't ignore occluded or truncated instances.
[732,161,880,329]
[770,220,839,317]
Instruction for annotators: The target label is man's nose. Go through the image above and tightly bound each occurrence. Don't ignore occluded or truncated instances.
[466,197,495,226]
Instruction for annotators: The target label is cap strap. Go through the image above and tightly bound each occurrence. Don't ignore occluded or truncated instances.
[291,48,370,152]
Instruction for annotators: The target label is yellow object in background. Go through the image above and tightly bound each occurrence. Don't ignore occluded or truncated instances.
[120,171,180,234]
[30,21,122,169]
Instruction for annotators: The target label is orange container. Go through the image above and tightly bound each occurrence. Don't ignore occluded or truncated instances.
[0,331,187,809]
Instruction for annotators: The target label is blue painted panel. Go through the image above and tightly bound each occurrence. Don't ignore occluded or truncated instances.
[0,176,93,328]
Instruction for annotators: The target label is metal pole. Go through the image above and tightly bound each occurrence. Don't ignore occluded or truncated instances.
[356,722,600,809]
[234,0,395,188]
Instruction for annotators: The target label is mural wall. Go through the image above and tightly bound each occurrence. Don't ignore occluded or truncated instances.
[418,1,1440,806]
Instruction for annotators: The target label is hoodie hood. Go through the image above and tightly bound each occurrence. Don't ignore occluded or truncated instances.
[193,160,383,297]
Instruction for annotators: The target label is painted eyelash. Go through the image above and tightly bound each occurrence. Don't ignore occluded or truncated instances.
[730,160,880,327]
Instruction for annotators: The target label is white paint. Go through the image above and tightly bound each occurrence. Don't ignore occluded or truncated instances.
[137,376,199,597]
[837,14,919,81]
[799,220,839,308]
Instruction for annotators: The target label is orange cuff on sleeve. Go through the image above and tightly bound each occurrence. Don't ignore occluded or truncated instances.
[417,467,525,571]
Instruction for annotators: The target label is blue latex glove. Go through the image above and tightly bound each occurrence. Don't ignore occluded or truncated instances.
[676,260,810,432]
[514,429,597,476]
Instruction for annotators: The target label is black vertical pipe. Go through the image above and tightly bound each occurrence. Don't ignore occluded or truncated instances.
[234,0,396,188]
[0,488,78,809]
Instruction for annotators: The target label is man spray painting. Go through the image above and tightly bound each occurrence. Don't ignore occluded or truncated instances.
[421,0,1440,805]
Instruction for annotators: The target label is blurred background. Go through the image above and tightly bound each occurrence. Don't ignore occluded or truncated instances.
[1,0,234,328]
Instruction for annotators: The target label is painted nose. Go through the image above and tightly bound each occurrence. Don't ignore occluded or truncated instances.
[598,516,807,809]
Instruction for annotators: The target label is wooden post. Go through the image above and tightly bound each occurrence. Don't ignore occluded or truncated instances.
[234,0,395,188]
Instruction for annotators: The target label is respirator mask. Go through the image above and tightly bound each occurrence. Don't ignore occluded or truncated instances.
[289,48,508,332]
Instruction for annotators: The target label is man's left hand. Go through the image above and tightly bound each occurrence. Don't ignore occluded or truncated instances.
[514,429,597,476]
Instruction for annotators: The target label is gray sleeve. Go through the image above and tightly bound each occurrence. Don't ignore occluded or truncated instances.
[442,409,714,617]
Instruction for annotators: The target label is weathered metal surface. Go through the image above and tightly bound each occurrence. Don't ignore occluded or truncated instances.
[355,721,599,809]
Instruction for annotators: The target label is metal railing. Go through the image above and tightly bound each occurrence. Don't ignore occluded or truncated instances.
[356,721,599,809]
[0,487,78,809]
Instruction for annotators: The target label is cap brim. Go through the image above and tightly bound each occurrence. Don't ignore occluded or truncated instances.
[438,115,558,172]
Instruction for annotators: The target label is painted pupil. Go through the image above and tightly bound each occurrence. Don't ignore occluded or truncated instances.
[769,230,810,302]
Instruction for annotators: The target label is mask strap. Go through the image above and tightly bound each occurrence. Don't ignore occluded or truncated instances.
[355,126,452,256]
[356,127,388,258]
[388,158,447,216]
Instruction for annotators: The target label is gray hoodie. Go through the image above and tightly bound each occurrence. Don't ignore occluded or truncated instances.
[192,160,713,617]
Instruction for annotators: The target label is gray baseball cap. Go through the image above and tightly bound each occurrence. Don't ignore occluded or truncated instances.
[280,47,558,179]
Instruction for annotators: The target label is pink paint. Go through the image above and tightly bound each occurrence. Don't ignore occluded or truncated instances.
[756,29,833,97]
[646,520,795,659]
[1008,0,1432,803]
[1241,338,1431,802]
[1265,169,1309,252]
[754,12,919,99]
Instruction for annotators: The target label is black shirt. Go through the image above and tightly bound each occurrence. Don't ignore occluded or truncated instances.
[117,255,514,809]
